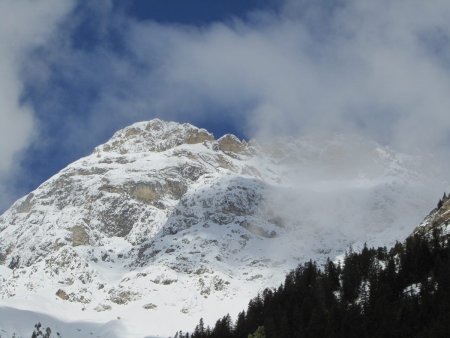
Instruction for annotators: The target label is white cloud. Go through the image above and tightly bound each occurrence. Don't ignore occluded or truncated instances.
[10,0,450,214]
[27,0,450,154]
[104,0,450,155]
[0,0,74,209]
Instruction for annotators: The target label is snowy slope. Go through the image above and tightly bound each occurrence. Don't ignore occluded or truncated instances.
[0,119,445,337]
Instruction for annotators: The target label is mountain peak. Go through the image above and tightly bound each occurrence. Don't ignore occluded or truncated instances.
[96,119,215,154]
[0,119,445,337]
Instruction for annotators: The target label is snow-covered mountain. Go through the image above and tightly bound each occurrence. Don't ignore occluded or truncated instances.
[0,119,445,337]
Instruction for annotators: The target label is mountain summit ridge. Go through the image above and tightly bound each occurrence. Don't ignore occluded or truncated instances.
[97,119,215,154]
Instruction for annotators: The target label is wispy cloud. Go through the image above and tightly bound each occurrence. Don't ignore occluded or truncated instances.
[0,0,74,209]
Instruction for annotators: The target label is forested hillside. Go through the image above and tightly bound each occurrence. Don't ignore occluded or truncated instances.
[177,227,450,338]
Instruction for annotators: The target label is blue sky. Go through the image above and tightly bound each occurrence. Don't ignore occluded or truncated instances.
[1,0,450,211]
[120,1,278,24]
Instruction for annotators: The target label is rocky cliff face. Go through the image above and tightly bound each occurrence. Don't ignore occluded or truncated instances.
[0,119,444,337]
[415,194,450,238]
